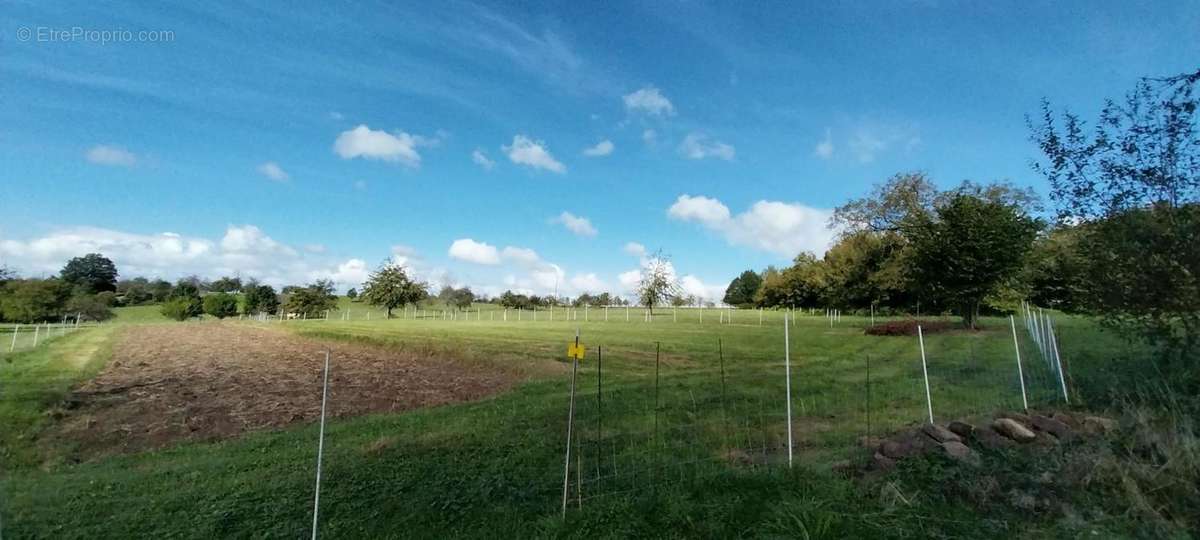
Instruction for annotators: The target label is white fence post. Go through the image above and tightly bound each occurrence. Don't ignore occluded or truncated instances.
[311,350,331,540]
[9,324,19,352]
[1049,318,1069,403]
[1009,315,1029,411]
[918,325,933,424]
[784,313,794,468]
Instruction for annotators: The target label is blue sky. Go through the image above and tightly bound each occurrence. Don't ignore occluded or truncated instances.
[2,1,1198,300]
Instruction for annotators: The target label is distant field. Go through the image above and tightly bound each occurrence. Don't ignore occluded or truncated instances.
[0,305,1141,537]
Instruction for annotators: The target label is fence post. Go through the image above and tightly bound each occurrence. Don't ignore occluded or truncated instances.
[561,329,580,518]
[917,325,933,424]
[311,350,331,540]
[1049,318,1069,403]
[33,324,39,347]
[784,313,794,468]
[1009,315,1029,412]
[9,324,19,352]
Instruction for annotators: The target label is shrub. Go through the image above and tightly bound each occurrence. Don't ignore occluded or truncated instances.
[160,297,200,321]
[864,319,955,336]
[202,292,238,319]
[65,294,115,322]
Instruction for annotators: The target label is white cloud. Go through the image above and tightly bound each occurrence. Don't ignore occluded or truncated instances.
[623,86,675,116]
[679,133,735,161]
[502,135,566,173]
[846,120,921,163]
[448,238,501,265]
[500,246,540,266]
[642,129,657,145]
[304,244,327,254]
[471,148,496,170]
[667,194,732,223]
[570,273,606,293]
[554,211,597,237]
[679,275,724,304]
[333,124,426,167]
[85,145,137,167]
[0,225,370,292]
[618,269,642,291]
[623,242,646,257]
[582,139,614,157]
[814,129,834,159]
[668,194,836,257]
[257,161,290,181]
[329,258,369,285]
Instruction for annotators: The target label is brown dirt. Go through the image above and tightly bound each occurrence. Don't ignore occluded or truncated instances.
[50,323,520,459]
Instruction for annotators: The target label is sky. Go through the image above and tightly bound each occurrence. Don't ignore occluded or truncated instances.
[2,1,1198,301]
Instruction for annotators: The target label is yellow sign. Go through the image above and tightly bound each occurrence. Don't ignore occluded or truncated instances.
[567,343,586,360]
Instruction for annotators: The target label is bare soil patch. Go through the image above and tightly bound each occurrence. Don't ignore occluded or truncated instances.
[51,323,519,459]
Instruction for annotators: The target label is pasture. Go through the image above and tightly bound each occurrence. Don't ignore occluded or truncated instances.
[0,305,1139,537]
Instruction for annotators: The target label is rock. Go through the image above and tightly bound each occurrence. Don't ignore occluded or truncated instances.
[1050,411,1078,427]
[1031,415,1072,440]
[880,429,938,459]
[998,412,1032,425]
[922,423,962,443]
[1082,416,1117,435]
[975,427,1016,450]
[992,418,1036,442]
[948,421,975,439]
[872,451,896,472]
[879,440,912,460]
[939,441,978,465]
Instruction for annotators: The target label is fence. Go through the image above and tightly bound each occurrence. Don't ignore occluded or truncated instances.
[1,320,93,357]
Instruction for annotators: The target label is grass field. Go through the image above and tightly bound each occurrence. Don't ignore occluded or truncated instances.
[0,306,1151,538]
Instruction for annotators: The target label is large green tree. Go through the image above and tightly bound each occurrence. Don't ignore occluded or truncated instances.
[60,253,118,294]
[1030,68,1200,355]
[0,279,70,323]
[361,263,427,318]
[203,292,239,319]
[722,270,763,307]
[909,193,1040,329]
[282,280,338,318]
[242,283,279,315]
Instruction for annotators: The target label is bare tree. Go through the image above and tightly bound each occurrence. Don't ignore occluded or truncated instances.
[636,251,682,315]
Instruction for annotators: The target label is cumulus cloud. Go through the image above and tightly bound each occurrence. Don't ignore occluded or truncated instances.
[257,161,290,181]
[500,246,540,266]
[582,139,614,157]
[814,129,834,159]
[502,135,566,173]
[471,148,495,170]
[333,124,429,167]
[448,238,500,265]
[554,211,597,237]
[570,273,606,293]
[85,145,137,167]
[667,194,836,257]
[679,133,735,161]
[623,242,646,257]
[618,269,642,291]
[0,225,370,291]
[623,86,675,116]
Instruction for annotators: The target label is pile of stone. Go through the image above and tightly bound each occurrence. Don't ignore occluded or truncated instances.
[863,411,1116,472]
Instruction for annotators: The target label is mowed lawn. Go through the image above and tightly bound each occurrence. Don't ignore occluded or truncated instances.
[0,307,1136,538]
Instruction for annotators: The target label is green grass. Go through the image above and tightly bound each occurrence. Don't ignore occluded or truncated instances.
[111,304,170,323]
[0,310,1155,538]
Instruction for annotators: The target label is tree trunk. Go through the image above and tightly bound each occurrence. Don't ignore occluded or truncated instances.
[386,306,392,319]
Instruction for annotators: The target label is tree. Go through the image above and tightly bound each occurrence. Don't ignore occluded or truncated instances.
[361,262,426,318]
[755,253,827,309]
[203,292,239,319]
[346,287,358,301]
[209,276,243,293]
[282,280,338,318]
[449,287,475,310]
[636,252,682,314]
[148,279,173,302]
[243,284,279,315]
[1030,68,1200,355]
[161,279,202,320]
[60,253,118,294]
[66,294,115,322]
[723,270,763,307]
[116,277,153,306]
[909,193,1040,329]
[0,279,70,323]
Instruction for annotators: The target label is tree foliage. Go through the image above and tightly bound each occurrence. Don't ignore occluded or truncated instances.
[636,252,682,314]
[242,283,279,315]
[361,263,426,318]
[60,253,118,294]
[908,193,1040,329]
[722,270,762,307]
[282,280,338,318]
[203,292,239,319]
[161,279,202,320]
[0,279,70,323]
[209,276,243,293]
[1030,68,1200,354]
[66,294,115,322]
